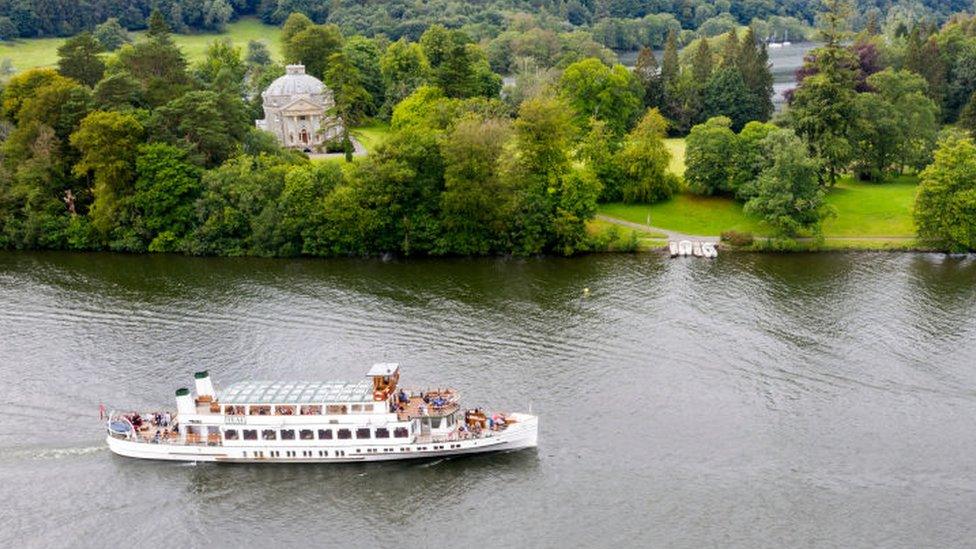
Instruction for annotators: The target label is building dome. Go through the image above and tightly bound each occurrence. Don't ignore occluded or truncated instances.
[263,64,325,97]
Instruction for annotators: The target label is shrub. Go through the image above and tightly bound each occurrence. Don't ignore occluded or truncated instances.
[720,230,754,247]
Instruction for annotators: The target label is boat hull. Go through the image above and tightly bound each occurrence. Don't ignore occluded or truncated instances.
[107,414,538,463]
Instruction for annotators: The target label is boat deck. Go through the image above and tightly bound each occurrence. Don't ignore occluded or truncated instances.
[396,390,459,421]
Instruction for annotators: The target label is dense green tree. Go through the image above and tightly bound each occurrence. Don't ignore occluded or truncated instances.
[94,18,130,51]
[634,46,663,109]
[56,33,105,88]
[437,116,513,254]
[850,69,939,181]
[743,128,827,236]
[149,90,249,168]
[115,11,190,107]
[914,134,976,251]
[1,69,72,124]
[690,38,713,83]
[194,39,246,92]
[737,27,774,122]
[380,39,432,114]
[702,67,753,130]
[719,29,739,69]
[256,162,344,256]
[324,51,373,159]
[559,58,643,137]
[282,22,343,80]
[685,116,737,195]
[130,143,203,252]
[731,120,777,196]
[69,110,145,235]
[342,36,384,116]
[578,117,623,201]
[246,40,273,67]
[614,108,677,203]
[93,74,145,110]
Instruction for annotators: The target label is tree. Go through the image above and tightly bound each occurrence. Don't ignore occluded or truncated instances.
[719,29,739,69]
[380,39,431,113]
[737,27,774,122]
[194,39,246,92]
[850,69,939,181]
[685,116,737,195]
[246,40,272,67]
[324,51,373,158]
[342,36,384,116]
[56,32,105,88]
[283,23,343,80]
[690,38,713,83]
[702,67,753,131]
[131,143,203,252]
[743,129,827,236]
[69,111,145,235]
[438,116,513,254]
[559,58,643,137]
[578,117,622,201]
[94,18,130,52]
[914,135,976,251]
[731,120,777,196]
[905,31,946,109]
[149,90,250,168]
[255,162,344,257]
[660,29,679,88]
[634,46,663,109]
[614,108,678,203]
[503,95,577,254]
[115,11,190,107]
[1,69,73,124]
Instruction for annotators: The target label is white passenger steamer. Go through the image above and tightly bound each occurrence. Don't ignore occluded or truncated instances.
[105,364,538,463]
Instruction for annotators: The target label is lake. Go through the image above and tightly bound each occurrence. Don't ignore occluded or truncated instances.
[2,251,975,547]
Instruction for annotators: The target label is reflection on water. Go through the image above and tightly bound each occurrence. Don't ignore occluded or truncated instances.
[1,251,975,547]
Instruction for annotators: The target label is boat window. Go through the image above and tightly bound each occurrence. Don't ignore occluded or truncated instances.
[447,413,454,426]
[351,404,362,412]
[337,429,351,439]
[224,405,245,415]
[375,428,390,438]
[281,429,295,440]
[431,417,442,429]
[356,428,371,439]
[300,429,314,440]
[394,427,409,438]
[249,405,271,416]
[243,429,257,440]
[364,404,374,412]
[326,405,347,414]
[275,405,295,416]
[300,405,322,415]
[224,429,239,440]
[262,429,276,440]
[318,429,333,439]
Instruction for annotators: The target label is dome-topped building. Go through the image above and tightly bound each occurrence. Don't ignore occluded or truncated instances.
[255,64,342,151]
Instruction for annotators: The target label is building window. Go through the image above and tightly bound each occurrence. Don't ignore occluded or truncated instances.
[337,429,352,440]
[281,429,295,440]
[375,428,390,439]
[394,427,409,438]
[224,429,239,440]
[356,428,371,439]
[261,429,276,440]
[300,429,314,440]
[299,115,307,121]
[318,429,333,440]
[243,429,257,440]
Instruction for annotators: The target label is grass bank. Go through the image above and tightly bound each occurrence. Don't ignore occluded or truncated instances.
[0,17,282,71]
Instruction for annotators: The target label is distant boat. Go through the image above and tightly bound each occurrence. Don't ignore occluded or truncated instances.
[767,30,791,48]
[692,241,704,257]
[669,241,679,257]
[678,240,693,256]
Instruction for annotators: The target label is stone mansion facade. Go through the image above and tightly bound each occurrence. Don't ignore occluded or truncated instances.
[255,64,343,151]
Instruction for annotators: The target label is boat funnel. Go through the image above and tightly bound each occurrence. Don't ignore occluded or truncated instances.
[176,388,194,415]
[194,371,215,399]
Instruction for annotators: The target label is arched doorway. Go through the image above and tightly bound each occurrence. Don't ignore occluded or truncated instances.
[300,129,309,145]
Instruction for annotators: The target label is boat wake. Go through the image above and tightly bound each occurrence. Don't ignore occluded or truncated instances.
[0,445,107,461]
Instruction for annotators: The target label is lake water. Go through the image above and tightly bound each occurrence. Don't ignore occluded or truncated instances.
[2,251,975,548]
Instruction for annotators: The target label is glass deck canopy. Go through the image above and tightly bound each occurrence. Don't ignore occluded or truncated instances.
[218,380,375,404]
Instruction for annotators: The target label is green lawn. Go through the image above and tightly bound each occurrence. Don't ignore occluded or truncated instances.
[822,175,917,237]
[599,175,919,238]
[351,121,391,152]
[0,17,282,71]
[664,137,686,176]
